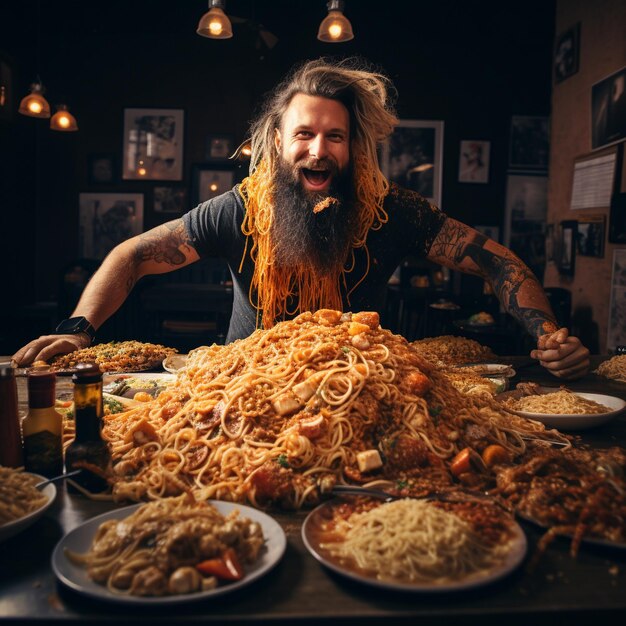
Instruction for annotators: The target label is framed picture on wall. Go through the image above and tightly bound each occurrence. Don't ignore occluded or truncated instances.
[509,116,549,170]
[87,154,115,185]
[191,164,234,206]
[381,119,444,207]
[122,108,184,180]
[458,140,490,183]
[154,186,187,213]
[558,220,577,276]
[576,215,605,257]
[607,248,626,351]
[79,193,144,260]
[592,66,626,150]
[205,134,234,161]
[0,56,14,122]
[554,23,580,84]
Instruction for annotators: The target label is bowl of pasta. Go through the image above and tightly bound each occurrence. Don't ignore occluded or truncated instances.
[0,468,57,542]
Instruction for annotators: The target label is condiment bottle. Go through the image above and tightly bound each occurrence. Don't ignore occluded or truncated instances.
[0,362,24,468]
[65,362,111,493]
[22,370,63,477]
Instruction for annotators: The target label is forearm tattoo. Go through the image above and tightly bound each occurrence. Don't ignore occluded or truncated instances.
[433,221,558,337]
[134,220,192,266]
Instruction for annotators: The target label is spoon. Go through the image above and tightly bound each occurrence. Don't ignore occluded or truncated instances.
[35,469,83,490]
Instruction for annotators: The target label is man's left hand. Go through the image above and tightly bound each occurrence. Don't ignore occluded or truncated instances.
[530,328,590,380]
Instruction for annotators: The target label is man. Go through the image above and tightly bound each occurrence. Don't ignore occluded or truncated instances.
[14,58,589,379]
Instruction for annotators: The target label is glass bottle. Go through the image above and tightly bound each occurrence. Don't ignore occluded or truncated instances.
[64,362,111,493]
[22,370,63,477]
[0,362,24,468]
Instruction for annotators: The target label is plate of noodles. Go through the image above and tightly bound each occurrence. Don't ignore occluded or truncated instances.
[51,498,286,605]
[500,387,626,430]
[302,496,527,592]
[0,469,57,543]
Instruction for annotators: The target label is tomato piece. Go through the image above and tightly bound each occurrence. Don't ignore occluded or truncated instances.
[481,444,510,468]
[196,549,243,581]
[450,447,472,477]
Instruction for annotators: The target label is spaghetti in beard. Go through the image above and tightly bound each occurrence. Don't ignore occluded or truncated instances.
[103,310,568,509]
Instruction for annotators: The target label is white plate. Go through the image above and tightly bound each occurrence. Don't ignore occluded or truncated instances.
[51,501,286,605]
[162,354,188,373]
[507,391,625,430]
[0,474,57,543]
[302,499,527,593]
[103,373,176,398]
[455,363,516,378]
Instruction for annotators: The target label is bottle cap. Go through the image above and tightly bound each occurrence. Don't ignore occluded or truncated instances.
[72,362,103,384]
[0,362,16,378]
[27,370,56,408]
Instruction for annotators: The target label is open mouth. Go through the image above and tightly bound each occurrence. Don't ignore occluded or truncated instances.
[301,168,331,189]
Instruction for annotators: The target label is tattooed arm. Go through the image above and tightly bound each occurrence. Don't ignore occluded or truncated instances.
[426,217,590,379]
[13,219,200,366]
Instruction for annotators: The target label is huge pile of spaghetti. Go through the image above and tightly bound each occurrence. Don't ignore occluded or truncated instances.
[594,355,626,383]
[318,498,517,584]
[65,495,264,597]
[0,467,48,525]
[103,310,566,508]
[502,389,611,415]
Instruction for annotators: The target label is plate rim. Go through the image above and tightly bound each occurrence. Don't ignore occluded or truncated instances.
[51,500,286,605]
[0,473,57,542]
[301,498,527,593]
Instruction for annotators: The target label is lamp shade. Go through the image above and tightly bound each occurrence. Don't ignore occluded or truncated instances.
[18,83,51,118]
[50,104,78,131]
[197,1,233,39]
[317,1,354,42]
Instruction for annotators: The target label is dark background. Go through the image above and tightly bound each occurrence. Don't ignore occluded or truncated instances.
[0,0,556,352]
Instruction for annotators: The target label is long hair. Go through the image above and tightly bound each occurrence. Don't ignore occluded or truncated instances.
[238,58,399,329]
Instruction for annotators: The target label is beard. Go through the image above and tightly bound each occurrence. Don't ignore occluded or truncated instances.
[271,156,358,278]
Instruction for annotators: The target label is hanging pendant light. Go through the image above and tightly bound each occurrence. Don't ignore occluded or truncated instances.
[197,0,233,39]
[18,80,51,118]
[317,0,354,43]
[50,104,78,131]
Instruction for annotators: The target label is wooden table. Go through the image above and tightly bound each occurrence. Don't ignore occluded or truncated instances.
[1,356,625,626]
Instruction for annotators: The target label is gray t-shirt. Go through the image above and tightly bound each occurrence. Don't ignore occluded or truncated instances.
[183,183,446,342]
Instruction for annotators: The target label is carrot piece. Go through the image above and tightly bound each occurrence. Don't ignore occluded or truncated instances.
[450,447,472,477]
[481,444,510,468]
[196,549,243,581]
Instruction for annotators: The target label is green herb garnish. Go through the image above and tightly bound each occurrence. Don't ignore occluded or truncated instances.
[276,454,290,468]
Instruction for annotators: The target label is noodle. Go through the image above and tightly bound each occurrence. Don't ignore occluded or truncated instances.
[412,336,496,367]
[65,495,264,597]
[102,310,567,508]
[594,355,626,383]
[502,389,610,415]
[0,467,48,525]
[321,499,511,583]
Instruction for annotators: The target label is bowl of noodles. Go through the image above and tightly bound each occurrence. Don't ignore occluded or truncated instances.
[499,387,626,430]
[0,468,57,542]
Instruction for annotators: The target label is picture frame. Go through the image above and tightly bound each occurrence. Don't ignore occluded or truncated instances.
[381,119,444,207]
[154,186,187,213]
[592,66,626,150]
[607,248,626,351]
[558,220,577,276]
[205,134,234,161]
[554,23,580,84]
[191,164,235,206]
[576,215,605,258]
[458,140,490,183]
[122,108,184,181]
[0,56,13,122]
[503,173,548,244]
[509,116,550,170]
[79,193,144,260]
[87,154,116,185]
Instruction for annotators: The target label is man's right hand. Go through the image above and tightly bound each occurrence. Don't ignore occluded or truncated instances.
[12,333,91,367]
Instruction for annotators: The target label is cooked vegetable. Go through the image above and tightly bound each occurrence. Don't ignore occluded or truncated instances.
[195,549,244,581]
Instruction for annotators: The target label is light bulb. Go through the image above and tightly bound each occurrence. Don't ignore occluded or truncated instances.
[58,114,70,128]
[209,20,223,36]
[328,22,343,39]
[29,100,43,114]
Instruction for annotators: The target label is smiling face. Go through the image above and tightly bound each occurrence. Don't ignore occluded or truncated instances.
[274,93,350,194]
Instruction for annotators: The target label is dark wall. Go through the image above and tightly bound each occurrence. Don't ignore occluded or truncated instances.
[0,0,555,345]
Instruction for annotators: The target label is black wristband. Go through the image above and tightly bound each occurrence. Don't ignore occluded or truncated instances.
[54,317,96,343]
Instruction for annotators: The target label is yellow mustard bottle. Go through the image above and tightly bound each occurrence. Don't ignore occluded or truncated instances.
[22,370,63,477]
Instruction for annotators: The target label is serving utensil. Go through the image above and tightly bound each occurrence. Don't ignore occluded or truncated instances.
[35,469,82,490]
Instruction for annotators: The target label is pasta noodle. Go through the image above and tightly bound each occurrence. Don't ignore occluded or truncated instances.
[0,467,48,525]
[65,495,264,597]
[102,310,567,508]
[594,355,626,383]
[502,389,610,415]
[320,499,512,583]
[412,336,496,366]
